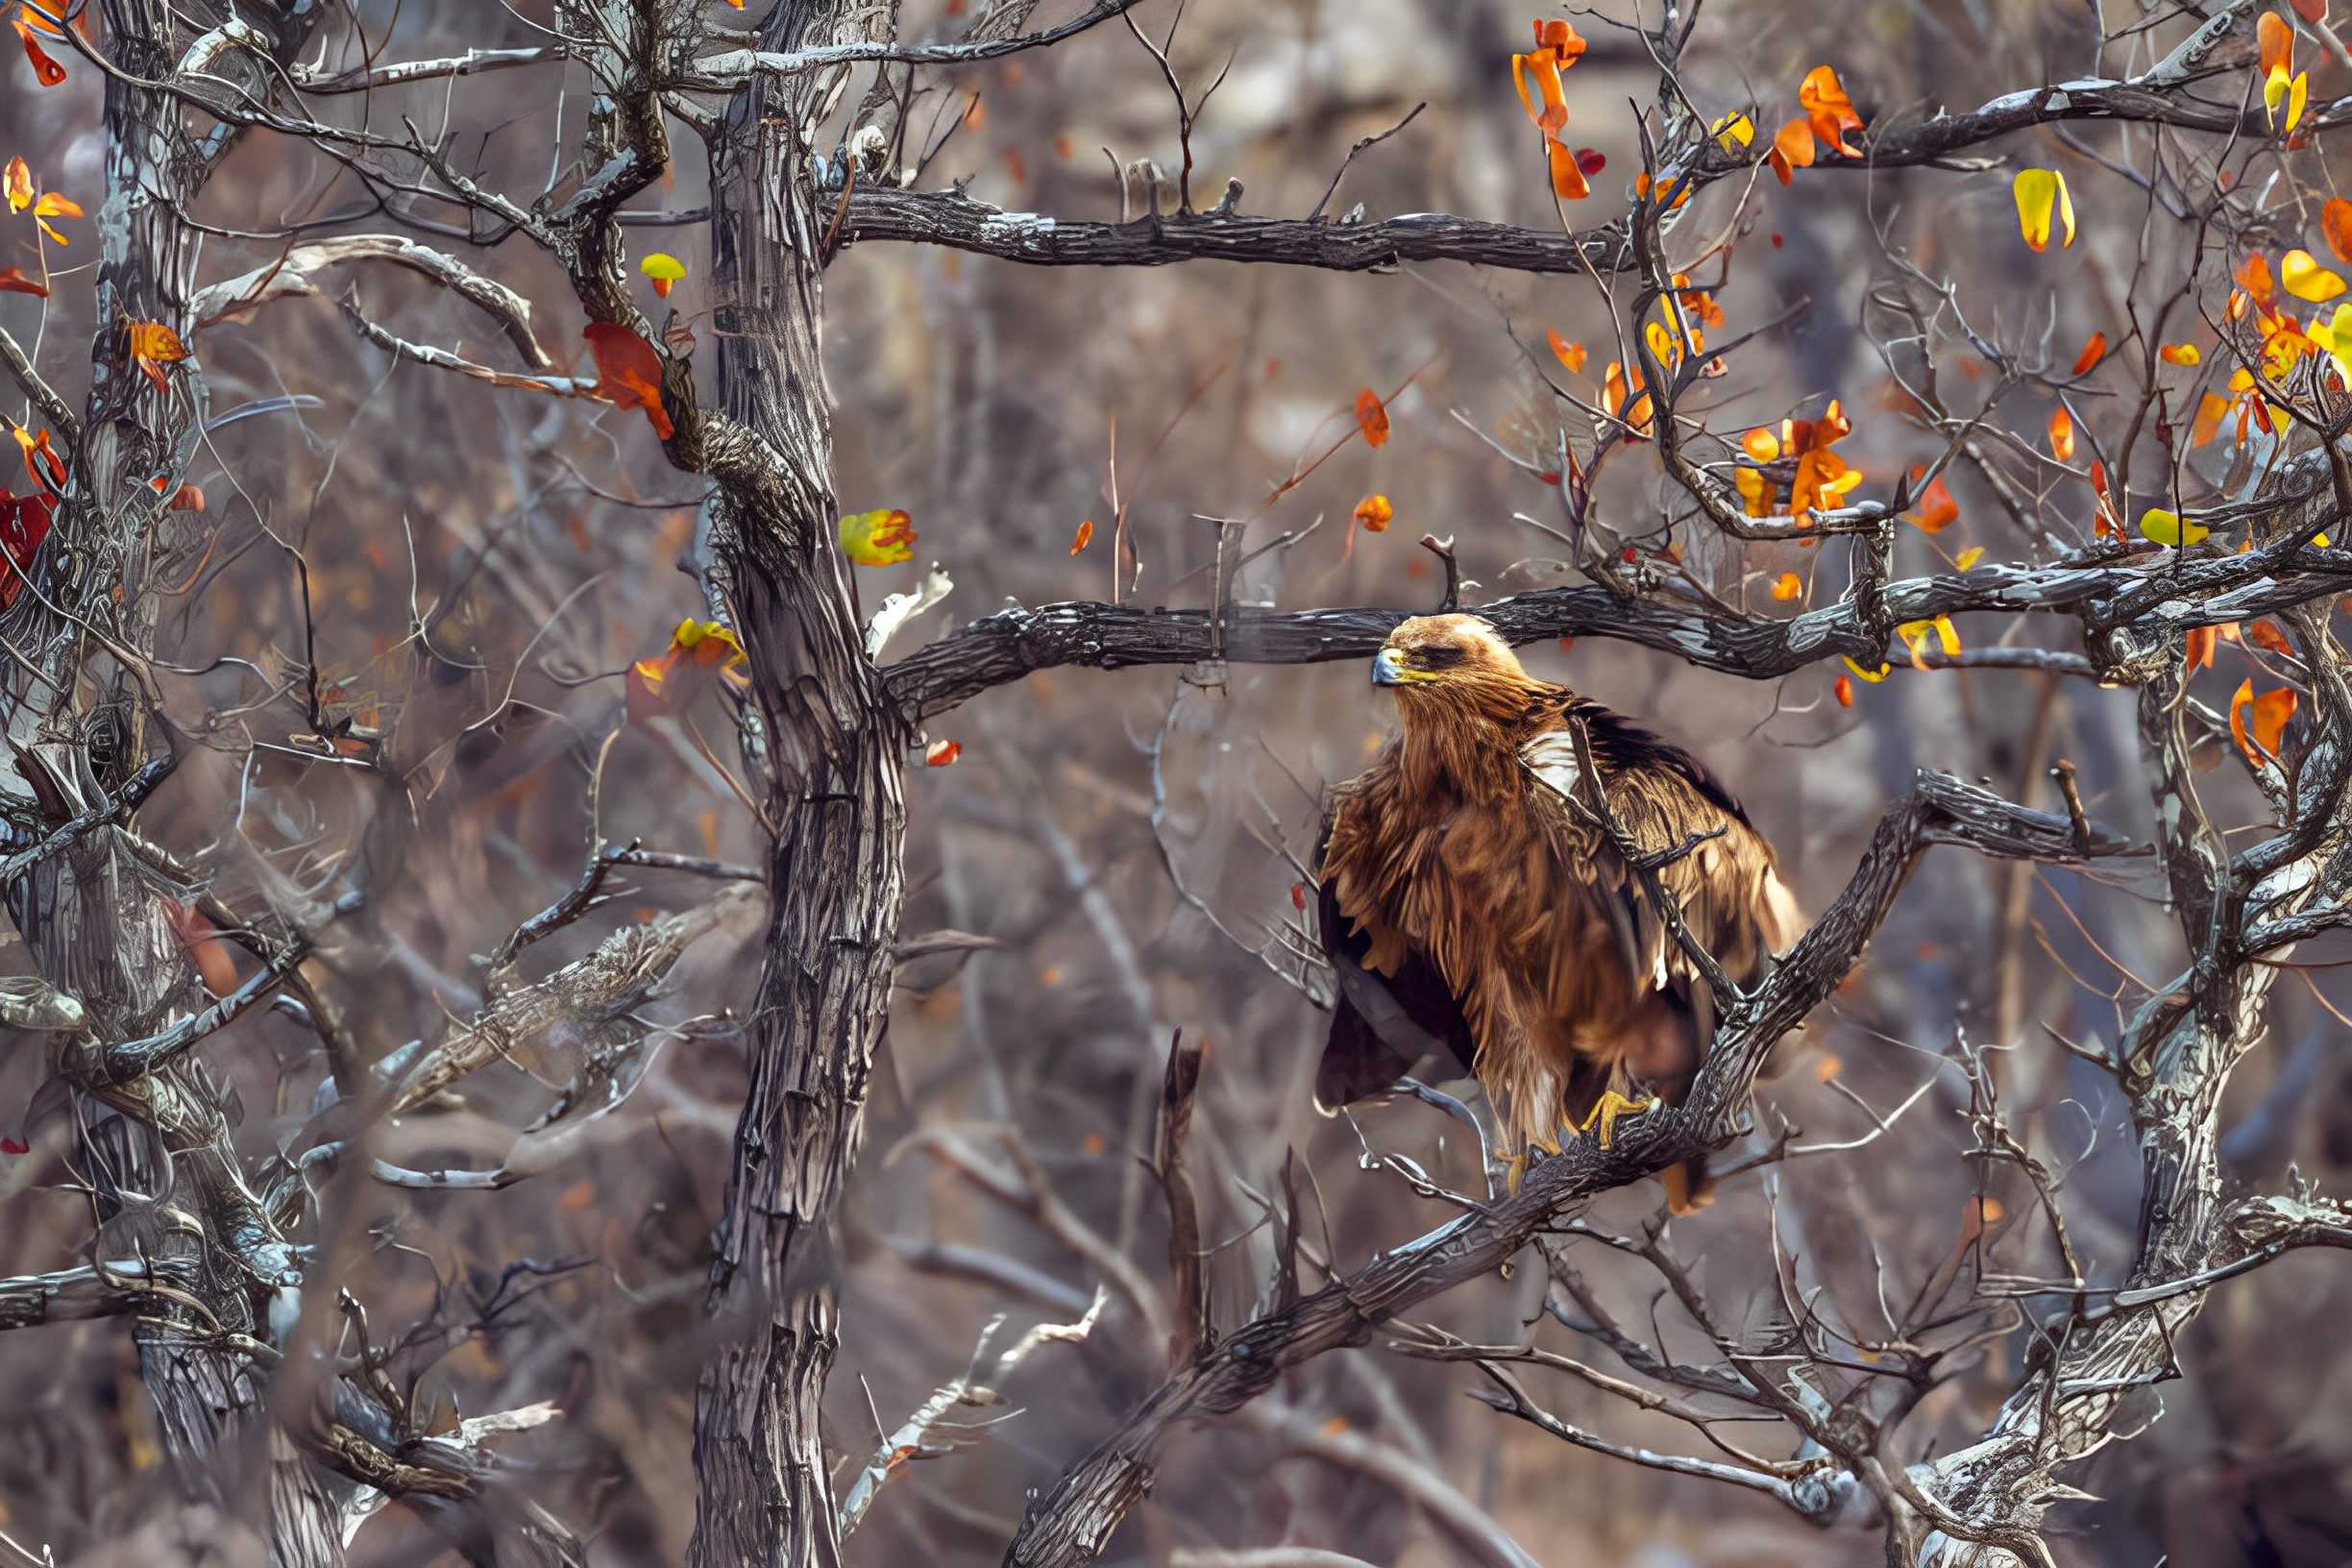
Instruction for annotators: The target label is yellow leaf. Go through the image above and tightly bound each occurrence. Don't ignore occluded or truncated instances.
[2283,249,2345,302]
[2289,71,2310,133]
[1711,110,1754,153]
[1741,427,1780,462]
[2,157,27,214]
[839,507,916,566]
[638,251,686,297]
[2140,507,2209,547]
[2158,342,2201,365]
[1956,546,1984,569]
[2013,168,2073,253]
[1643,319,1680,367]
[2266,62,2295,125]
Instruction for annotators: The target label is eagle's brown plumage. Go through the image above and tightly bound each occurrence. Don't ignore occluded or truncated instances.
[1315,614,1800,1196]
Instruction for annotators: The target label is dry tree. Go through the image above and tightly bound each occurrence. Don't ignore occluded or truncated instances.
[5,0,2352,1566]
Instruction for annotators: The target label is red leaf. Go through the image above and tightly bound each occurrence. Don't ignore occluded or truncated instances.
[0,266,44,298]
[925,739,961,767]
[0,1138,25,1155]
[583,324,674,440]
[0,488,52,605]
[1354,387,1389,448]
[12,16,64,86]
[1573,147,1605,176]
[1289,881,1307,911]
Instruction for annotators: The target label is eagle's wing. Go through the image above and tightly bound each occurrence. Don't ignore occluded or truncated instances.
[1311,791,1477,1113]
[1519,720,1800,1030]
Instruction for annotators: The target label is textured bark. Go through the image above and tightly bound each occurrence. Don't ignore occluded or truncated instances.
[685,6,909,1566]
[0,7,341,1563]
[838,187,1634,274]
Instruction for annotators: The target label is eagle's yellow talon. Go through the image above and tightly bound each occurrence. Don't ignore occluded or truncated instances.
[1501,1152,1530,1196]
[1578,1090,1660,1149]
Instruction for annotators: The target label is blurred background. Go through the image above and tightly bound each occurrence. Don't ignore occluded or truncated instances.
[5,0,2352,1564]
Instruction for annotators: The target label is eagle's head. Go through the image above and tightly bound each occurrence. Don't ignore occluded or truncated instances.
[1372,614,1537,720]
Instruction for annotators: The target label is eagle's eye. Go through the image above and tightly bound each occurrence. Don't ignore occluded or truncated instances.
[1414,644,1465,671]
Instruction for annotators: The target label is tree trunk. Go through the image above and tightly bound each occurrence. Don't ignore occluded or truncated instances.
[688,6,907,1565]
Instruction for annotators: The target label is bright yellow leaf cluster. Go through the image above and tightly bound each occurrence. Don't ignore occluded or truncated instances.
[1735,401,1861,518]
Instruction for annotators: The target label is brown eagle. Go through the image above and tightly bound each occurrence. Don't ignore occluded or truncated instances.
[1314,614,1800,1204]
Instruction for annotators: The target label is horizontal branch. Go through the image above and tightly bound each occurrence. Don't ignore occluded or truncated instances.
[0,1259,200,1330]
[684,0,1148,88]
[287,45,559,92]
[1813,79,2352,173]
[837,187,1630,275]
[1000,772,2137,1567]
[883,530,2352,722]
[191,233,557,371]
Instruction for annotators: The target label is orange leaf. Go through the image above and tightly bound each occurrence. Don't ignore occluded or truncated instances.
[2230,678,2298,766]
[2261,11,2294,80]
[1069,518,1093,554]
[2324,198,2352,263]
[1543,135,1589,201]
[1354,387,1389,448]
[126,320,186,394]
[168,481,204,512]
[0,266,43,298]
[583,323,674,440]
[1798,64,1864,157]
[2071,332,2106,375]
[1,156,26,214]
[1770,571,1801,600]
[1353,494,1392,531]
[14,425,63,493]
[2185,625,2217,670]
[2047,405,2075,462]
[2240,253,2277,304]
[2246,619,2295,655]
[1769,116,1814,184]
[1545,329,1586,374]
[925,739,961,767]
[2192,390,2230,446]
[1908,475,1959,532]
[1834,673,1854,706]
[125,320,186,364]
[12,15,64,86]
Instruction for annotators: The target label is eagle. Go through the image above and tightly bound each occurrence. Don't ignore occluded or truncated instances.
[1313,613,1800,1207]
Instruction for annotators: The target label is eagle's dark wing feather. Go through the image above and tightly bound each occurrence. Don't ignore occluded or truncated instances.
[1313,832,1476,1112]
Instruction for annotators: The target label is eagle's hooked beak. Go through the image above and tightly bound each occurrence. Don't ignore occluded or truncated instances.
[1372,646,1409,686]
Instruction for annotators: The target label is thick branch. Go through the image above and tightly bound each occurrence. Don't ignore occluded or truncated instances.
[837,187,1631,274]
[881,538,2352,722]
[0,1259,200,1330]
